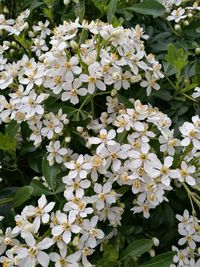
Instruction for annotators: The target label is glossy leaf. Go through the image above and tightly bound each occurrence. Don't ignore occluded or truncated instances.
[127,0,166,17]
[121,239,153,260]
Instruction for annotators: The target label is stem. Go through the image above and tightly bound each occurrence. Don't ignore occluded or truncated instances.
[95,91,112,96]
[165,75,176,90]
[182,93,198,102]
[90,96,95,117]
[167,21,180,37]
[78,95,91,113]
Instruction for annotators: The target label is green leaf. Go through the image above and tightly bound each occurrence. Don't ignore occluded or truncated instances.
[127,0,166,17]
[6,120,20,141]
[107,0,118,23]
[121,239,153,260]
[0,133,16,152]
[42,157,61,191]
[29,1,45,11]
[30,179,53,196]
[13,186,33,208]
[117,93,133,108]
[184,21,200,37]
[139,251,175,267]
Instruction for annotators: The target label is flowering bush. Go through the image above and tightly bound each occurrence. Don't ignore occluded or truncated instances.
[0,0,199,266]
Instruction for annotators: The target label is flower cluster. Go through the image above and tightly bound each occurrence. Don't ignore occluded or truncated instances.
[0,7,199,267]
[165,1,200,29]
[171,210,200,267]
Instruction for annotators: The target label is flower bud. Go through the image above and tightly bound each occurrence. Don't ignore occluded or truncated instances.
[70,40,79,50]
[4,41,10,46]
[24,22,29,30]
[130,74,142,83]
[111,89,118,97]
[195,48,200,55]
[65,136,71,143]
[149,249,155,257]
[183,20,189,26]
[64,0,71,5]
[72,236,80,246]
[77,126,84,133]
[188,13,193,18]
[175,24,181,31]
[152,237,160,247]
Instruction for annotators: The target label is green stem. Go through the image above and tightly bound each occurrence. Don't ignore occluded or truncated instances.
[95,91,112,96]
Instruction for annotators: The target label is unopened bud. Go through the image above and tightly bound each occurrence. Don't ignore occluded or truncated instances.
[152,237,160,247]
[65,136,71,143]
[195,48,200,55]
[111,89,118,97]
[188,13,193,18]
[130,74,141,83]
[77,126,84,133]
[24,22,29,30]
[72,236,80,246]
[64,0,71,5]
[174,24,181,31]
[70,40,79,50]
[183,20,189,26]
[4,41,10,46]
[149,249,155,257]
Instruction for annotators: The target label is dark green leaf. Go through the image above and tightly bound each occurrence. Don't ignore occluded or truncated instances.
[107,0,118,23]
[30,179,53,196]
[13,186,33,208]
[42,157,61,191]
[139,251,175,267]
[121,239,153,260]
[127,0,166,17]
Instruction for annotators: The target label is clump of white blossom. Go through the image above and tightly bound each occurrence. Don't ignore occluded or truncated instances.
[170,210,200,267]
[0,8,199,267]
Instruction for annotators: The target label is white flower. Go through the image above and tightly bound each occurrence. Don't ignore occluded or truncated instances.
[192,87,200,99]
[61,56,82,82]
[150,156,174,186]
[128,145,160,174]
[171,246,190,267]
[91,182,117,210]
[32,20,51,38]
[140,71,160,96]
[0,228,19,255]
[51,210,81,244]
[50,248,81,267]
[16,236,53,267]
[167,7,187,23]
[88,129,116,147]
[63,175,91,199]
[159,133,180,155]
[80,62,106,94]
[21,90,49,119]
[80,216,105,248]
[97,143,128,172]
[180,121,200,149]
[41,112,64,139]
[47,140,68,165]
[61,78,87,104]
[22,195,55,227]
[173,161,196,186]
[64,154,92,179]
